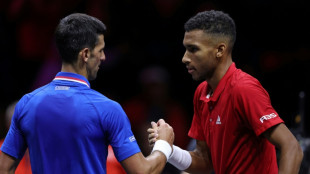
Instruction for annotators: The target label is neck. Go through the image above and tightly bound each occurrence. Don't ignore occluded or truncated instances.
[61,63,88,79]
[207,58,232,91]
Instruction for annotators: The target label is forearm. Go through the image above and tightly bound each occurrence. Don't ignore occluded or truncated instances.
[144,139,172,174]
[122,140,171,174]
[0,152,18,174]
[144,151,168,174]
[122,151,168,174]
[263,124,304,174]
[0,169,15,174]
[168,145,212,174]
[184,151,212,174]
[278,142,303,174]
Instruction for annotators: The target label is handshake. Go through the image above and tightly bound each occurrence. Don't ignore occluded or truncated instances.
[147,119,192,171]
[145,119,174,161]
[147,119,174,149]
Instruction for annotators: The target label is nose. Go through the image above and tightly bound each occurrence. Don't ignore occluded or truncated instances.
[182,52,190,65]
[100,52,106,61]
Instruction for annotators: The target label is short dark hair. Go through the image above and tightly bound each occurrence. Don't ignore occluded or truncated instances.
[184,10,236,50]
[55,13,107,64]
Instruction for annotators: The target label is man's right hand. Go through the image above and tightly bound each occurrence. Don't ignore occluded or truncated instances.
[147,119,174,148]
[121,119,174,174]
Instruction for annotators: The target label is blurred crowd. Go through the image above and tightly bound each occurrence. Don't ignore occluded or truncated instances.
[0,0,309,173]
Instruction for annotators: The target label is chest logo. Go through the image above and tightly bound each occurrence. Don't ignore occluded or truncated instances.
[216,115,221,125]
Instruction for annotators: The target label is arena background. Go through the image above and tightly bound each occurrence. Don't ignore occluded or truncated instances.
[0,0,309,171]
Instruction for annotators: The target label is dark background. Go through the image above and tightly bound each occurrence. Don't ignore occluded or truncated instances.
[0,0,309,140]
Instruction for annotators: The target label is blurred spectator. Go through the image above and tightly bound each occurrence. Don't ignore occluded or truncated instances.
[0,100,32,174]
[122,65,190,173]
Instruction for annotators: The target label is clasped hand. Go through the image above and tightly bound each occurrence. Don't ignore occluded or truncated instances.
[147,119,174,148]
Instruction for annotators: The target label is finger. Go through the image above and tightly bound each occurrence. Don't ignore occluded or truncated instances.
[149,137,157,144]
[149,140,155,147]
[148,134,157,147]
[147,128,155,133]
[148,132,158,140]
[150,138,157,144]
[151,121,158,129]
[157,119,166,126]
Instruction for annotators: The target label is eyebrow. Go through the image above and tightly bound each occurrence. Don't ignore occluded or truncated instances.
[184,44,197,48]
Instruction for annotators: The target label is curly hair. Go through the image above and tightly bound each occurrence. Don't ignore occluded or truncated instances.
[184,10,236,50]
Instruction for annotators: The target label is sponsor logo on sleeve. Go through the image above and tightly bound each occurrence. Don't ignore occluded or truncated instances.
[129,135,136,142]
[259,113,277,123]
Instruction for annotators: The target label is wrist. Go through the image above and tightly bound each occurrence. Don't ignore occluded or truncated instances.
[151,140,172,161]
[168,145,192,171]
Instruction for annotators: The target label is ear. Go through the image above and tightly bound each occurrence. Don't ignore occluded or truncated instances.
[216,43,226,58]
[79,48,90,63]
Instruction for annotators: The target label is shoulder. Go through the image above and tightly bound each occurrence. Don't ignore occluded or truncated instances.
[85,89,125,116]
[230,69,270,102]
[17,84,51,107]
[230,69,262,92]
[10,84,51,121]
[89,89,121,107]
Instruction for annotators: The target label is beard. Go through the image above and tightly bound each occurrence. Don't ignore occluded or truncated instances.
[192,67,215,82]
[87,69,98,81]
